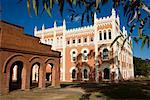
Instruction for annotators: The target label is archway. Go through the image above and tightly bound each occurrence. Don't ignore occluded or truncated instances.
[103,68,110,79]
[81,67,90,81]
[30,63,40,89]
[45,63,53,87]
[83,69,88,79]
[72,69,76,79]
[9,61,23,91]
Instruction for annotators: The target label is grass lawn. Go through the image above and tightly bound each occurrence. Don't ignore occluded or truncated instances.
[0,79,150,100]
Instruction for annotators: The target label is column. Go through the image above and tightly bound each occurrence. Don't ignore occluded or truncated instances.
[94,12,99,83]
[21,63,30,91]
[39,63,46,88]
[52,58,60,87]
[62,19,66,81]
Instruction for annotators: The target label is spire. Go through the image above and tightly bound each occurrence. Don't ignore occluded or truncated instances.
[34,26,37,36]
[34,26,37,32]
[54,21,57,28]
[94,12,97,24]
[111,8,116,17]
[63,19,66,29]
[42,24,45,30]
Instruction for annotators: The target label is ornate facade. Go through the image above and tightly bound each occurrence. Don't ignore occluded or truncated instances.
[34,9,134,82]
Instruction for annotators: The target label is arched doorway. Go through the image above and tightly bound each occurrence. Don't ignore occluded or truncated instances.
[83,69,88,79]
[45,63,53,87]
[9,61,23,91]
[103,68,110,79]
[30,63,40,89]
[72,69,76,79]
[81,67,90,81]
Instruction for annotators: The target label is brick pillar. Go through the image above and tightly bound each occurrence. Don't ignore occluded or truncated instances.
[51,58,60,87]
[39,63,46,88]
[3,73,10,94]
[21,63,30,90]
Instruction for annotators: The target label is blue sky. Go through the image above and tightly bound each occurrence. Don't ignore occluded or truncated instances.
[1,0,150,59]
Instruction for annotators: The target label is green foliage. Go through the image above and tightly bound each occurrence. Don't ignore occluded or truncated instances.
[134,56,150,76]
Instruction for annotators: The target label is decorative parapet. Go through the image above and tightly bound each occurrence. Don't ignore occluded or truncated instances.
[66,25,94,34]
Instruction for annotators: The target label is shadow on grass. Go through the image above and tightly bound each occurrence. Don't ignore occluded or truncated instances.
[81,80,150,99]
[79,93,91,100]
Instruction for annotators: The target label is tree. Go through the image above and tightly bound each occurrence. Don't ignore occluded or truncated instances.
[133,56,150,76]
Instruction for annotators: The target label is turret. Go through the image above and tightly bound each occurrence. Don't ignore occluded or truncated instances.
[63,19,66,29]
[111,8,116,18]
[54,21,57,28]
[42,24,45,30]
[94,12,97,24]
[34,26,37,36]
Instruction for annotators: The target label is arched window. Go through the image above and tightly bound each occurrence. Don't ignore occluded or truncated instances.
[81,48,89,61]
[99,31,102,40]
[103,48,109,59]
[78,39,81,43]
[67,40,70,44]
[91,37,93,42]
[83,69,88,79]
[72,69,76,79]
[70,49,78,62]
[108,30,111,39]
[104,30,107,40]
[84,38,87,42]
[103,68,110,79]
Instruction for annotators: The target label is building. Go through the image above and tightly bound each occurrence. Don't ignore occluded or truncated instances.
[34,9,134,82]
[0,21,61,94]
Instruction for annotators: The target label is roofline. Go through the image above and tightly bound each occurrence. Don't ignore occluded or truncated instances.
[0,20,24,29]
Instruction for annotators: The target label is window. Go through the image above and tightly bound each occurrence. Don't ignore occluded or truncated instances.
[81,48,89,61]
[73,39,75,44]
[103,48,109,59]
[82,50,88,60]
[67,40,70,44]
[103,68,110,79]
[84,50,87,53]
[72,57,76,62]
[71,50,77,62]
[72,51,76,54]
[83,69,88,79]
[84,38,87,42]
[91,37,93,41]
[51,39,53,44]
[78,39,81,43]
[108,30,111,39]
[99,31,102,40]
[72,69,76,79]
[104,30,107,40]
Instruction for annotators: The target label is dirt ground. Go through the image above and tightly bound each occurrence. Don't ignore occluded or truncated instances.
[1,80,150,100]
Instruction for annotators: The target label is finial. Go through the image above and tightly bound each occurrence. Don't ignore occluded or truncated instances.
[111,8,116,17]
[42,24,45,30]
[54,21,57,28]
[63,19,66,25]
[94,12,97,23]
[34,26,37,32]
